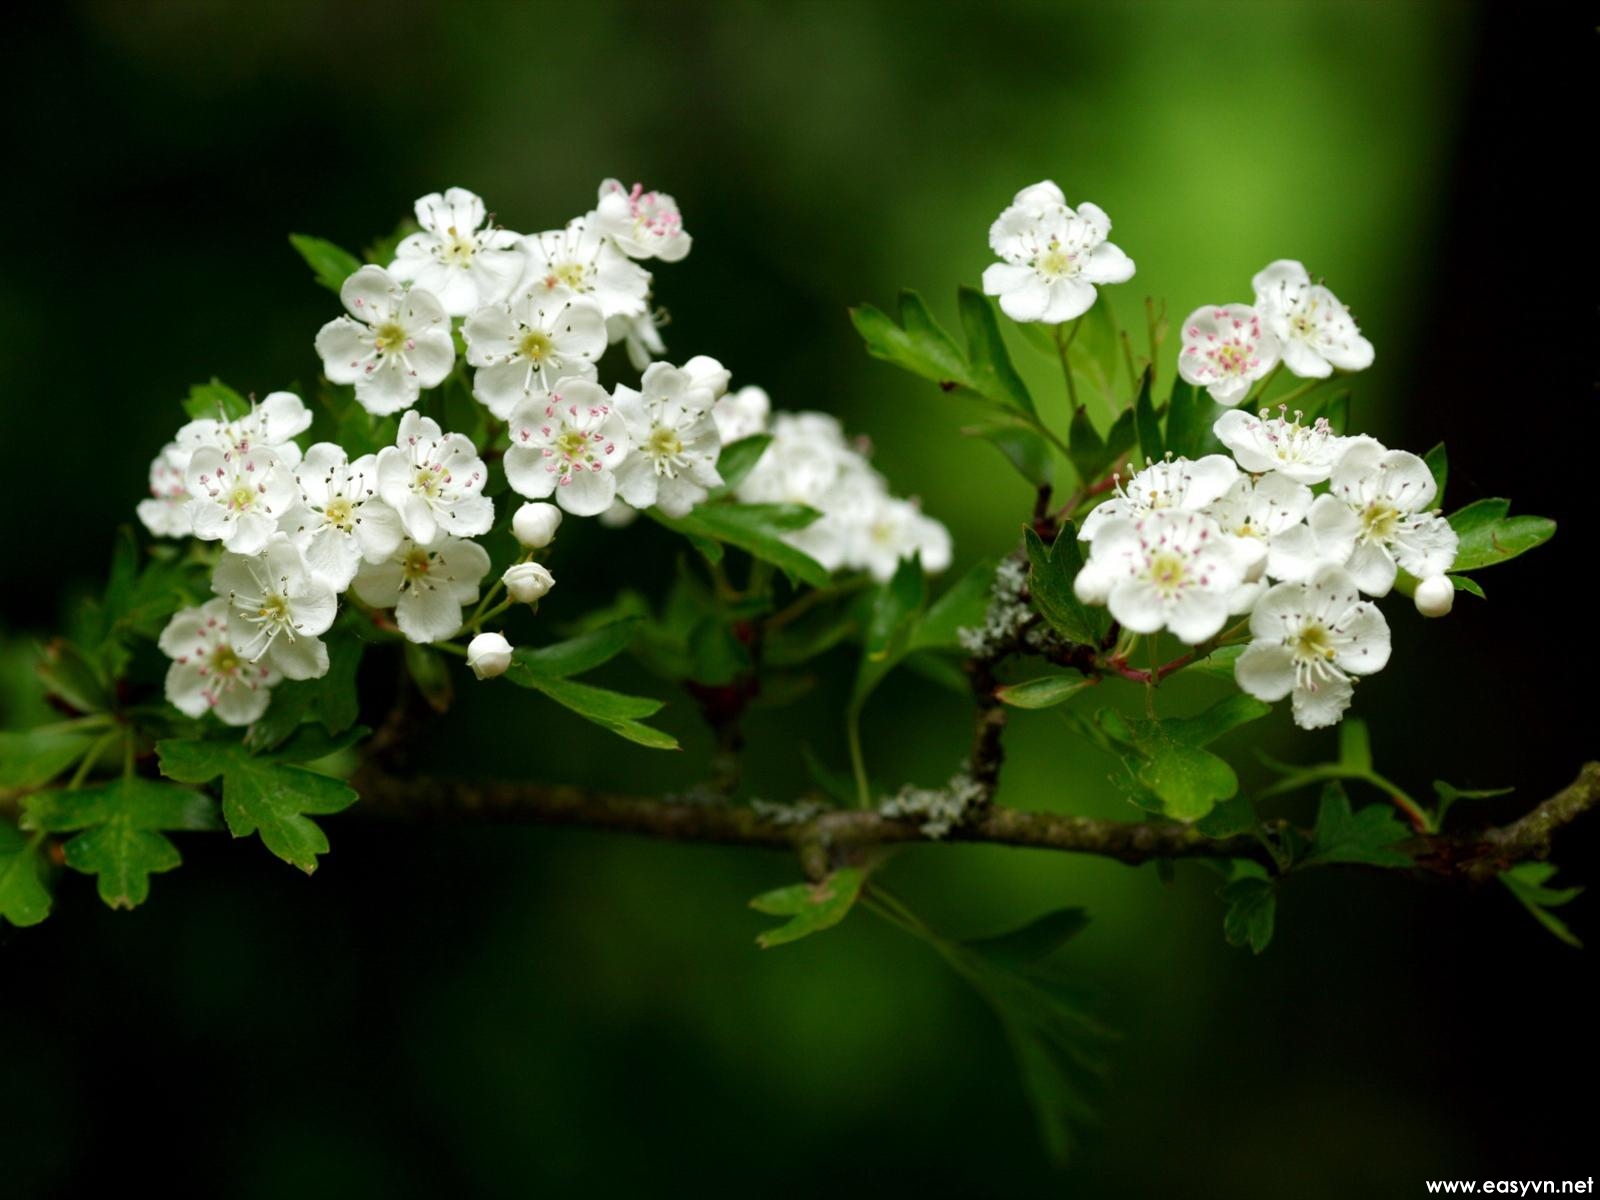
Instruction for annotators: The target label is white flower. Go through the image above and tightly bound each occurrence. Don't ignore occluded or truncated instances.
[1319,439,1458,596]
[606,308,666,371]
[1213,406,1348,484]
[713,385,771,443]
[612,362,723,518]
[504,379,631,517]
[680,355,731,401]
[314,266,455,415]
[849,494,954,582]
[1177,304,1281,406]
[185,442,297,555]
[353,535,491,644]
[1077,454,1239,541]
[466,632,513,680]
[462,290,607,419]
[212,533,338,681]
[284,443,404,592]
[503,561,555,604]
[158,598,280,726]
[1076,510,1245,645]
[176,391,312,466]
[137,442,194,538]
[1203,471,1313,582]
[593,179,691,262]
[982,181,1135,324]
[511,501,563,549]
[1260,494,1361,585]
[388,187,524,317]
[375,411,494,547]
[1413,574,1455,618]
[1235,564,1391,730]
[520,219,650,320]
[1252,260,1374,379]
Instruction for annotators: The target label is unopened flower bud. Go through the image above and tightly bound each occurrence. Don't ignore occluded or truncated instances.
[1413,574,1455,618]
[503,562,555,604]
[512,502,563,549]
[466,632,513,680]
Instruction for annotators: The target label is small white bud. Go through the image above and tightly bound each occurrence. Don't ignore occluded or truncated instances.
[503,562,555,605]
[681,354,731,400]
[512,502,563,549]
[1413,574,1455,618]
[466,632,513,680]
[1073,563,1112,606]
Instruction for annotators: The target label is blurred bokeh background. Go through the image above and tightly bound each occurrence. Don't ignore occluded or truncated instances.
[2,2,1594,1196]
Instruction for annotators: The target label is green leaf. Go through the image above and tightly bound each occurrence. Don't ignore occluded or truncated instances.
[711,434,774,493]
[403,642,454,714]
[1423,443,1448,505]
[0,823,51,927]
[248,638,364,750]
[1181,643,1246,681]
[1452,575,1486,599]
[750,867,865,948]
[651,503,830,588]
[851,556,927,711]
[1447,499,1556,572]
[911,560,995,652]
[182,378,251,421]
[1067,406,1135,486]
[363,218,416,267]
[1303,782,1413,868]
[1500,863,1583,948]
[288,233,362,294]
[1133,367,1163,462]
[24,778,217,909]
[996,674,1093,710]
[1024,524,1109,647]
[961,419,1055,487]
[1093,695,1270,822]
[1164,379,1225,460]
[1219,874,1276,954]
[504,667,678,750]
[957,287,1036,415]
[156,738,358,874]
[1338,719,1373,772]
[1431,778,1513,827]
[35,638,112,714]
[0,730,96,790]
[963,908,1090,970]
[512,620,640,679]
[1195,794,1258,839]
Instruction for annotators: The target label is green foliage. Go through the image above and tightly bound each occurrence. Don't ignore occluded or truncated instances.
[0,729,97,790]
[996,673,1094,710]
[1257,718,1434,831]
[288,233,362,294]
[1133,367,1163,462]
[0,823,52,927]
[710,434,774,493]
[1067,405,1136,485]
[182,378,251,421]
[248,638,364,750]
[651,503,830,588]
[1219,864,1276,954]
[962,907,1090,970]
[1431,778,1513,828]
[23,778,218,909]
[1163,378,1226,460]
[750,867,866,948]
[35,638,113,715]
[1447,499,1556,573]
[157,737,360,873]
[1092,694,1271,822]
[1423,442,1448,503]
[1303,782,1413,868]
[1500,863,1583,948]
[506,623,678,750]
[1024,523,1109,647]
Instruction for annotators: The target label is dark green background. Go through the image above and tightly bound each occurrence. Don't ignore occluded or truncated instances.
[2,2,1594,1196]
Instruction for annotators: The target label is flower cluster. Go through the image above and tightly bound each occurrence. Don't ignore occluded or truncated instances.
[137,182,952,720]
[1075,408,1458,729]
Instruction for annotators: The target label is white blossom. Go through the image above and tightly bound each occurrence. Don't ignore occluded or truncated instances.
[520,219,650,321]
[1213,406,1347,484]
[1203,471,1313,583]
[511,501,563,549]
[713,385,771,443]
[612,362,723,518]
[158,598,280,726]
[982,180,1135,324]
[1075,510,1245,644]
[1413,574,1456,618]
[1078,454,1239,541]
[467,632,513,680]
[137,442,194,538]
[606,308,666,372]
[1177,304,1280,406]
[185,441,297,555]
[284,442,404,592]
[314,266,454,415]
[593,179,691,262]
[1319,439,1458,596]
[176,391,312,466]
[1252,260,1374,379]
[504,379,631,517]
[462,290,607,419]
[680,355,731,401]
[389,187,524,317]
[849,494,954,582]
[211,533,337,681]
[1235,564,1391,730]
[503,561,555,604]
[375,411,494,547]
[352,535,491,644]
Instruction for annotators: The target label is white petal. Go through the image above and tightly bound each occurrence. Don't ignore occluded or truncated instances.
[1235,641,1296,702]
[1291,674,1354,730]
[1345,542,1398,596]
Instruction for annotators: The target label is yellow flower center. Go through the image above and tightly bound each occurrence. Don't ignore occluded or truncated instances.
[1360,501,1400,543]
[647,427,684,458]
[1291,622,1334,662]
[229,485,256,511]
[442,230,476,266]
[374,321,409,354]
[554,262,587,289]
[401,547,433,582]
[1037,245,1077,278]
[211,644,243,674]
[256,593,290,623]
[1148,551,1187,595]
[556,429,590,459]
[413,466,445,498]
[324,497,354,532]
[519,330,554,362]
